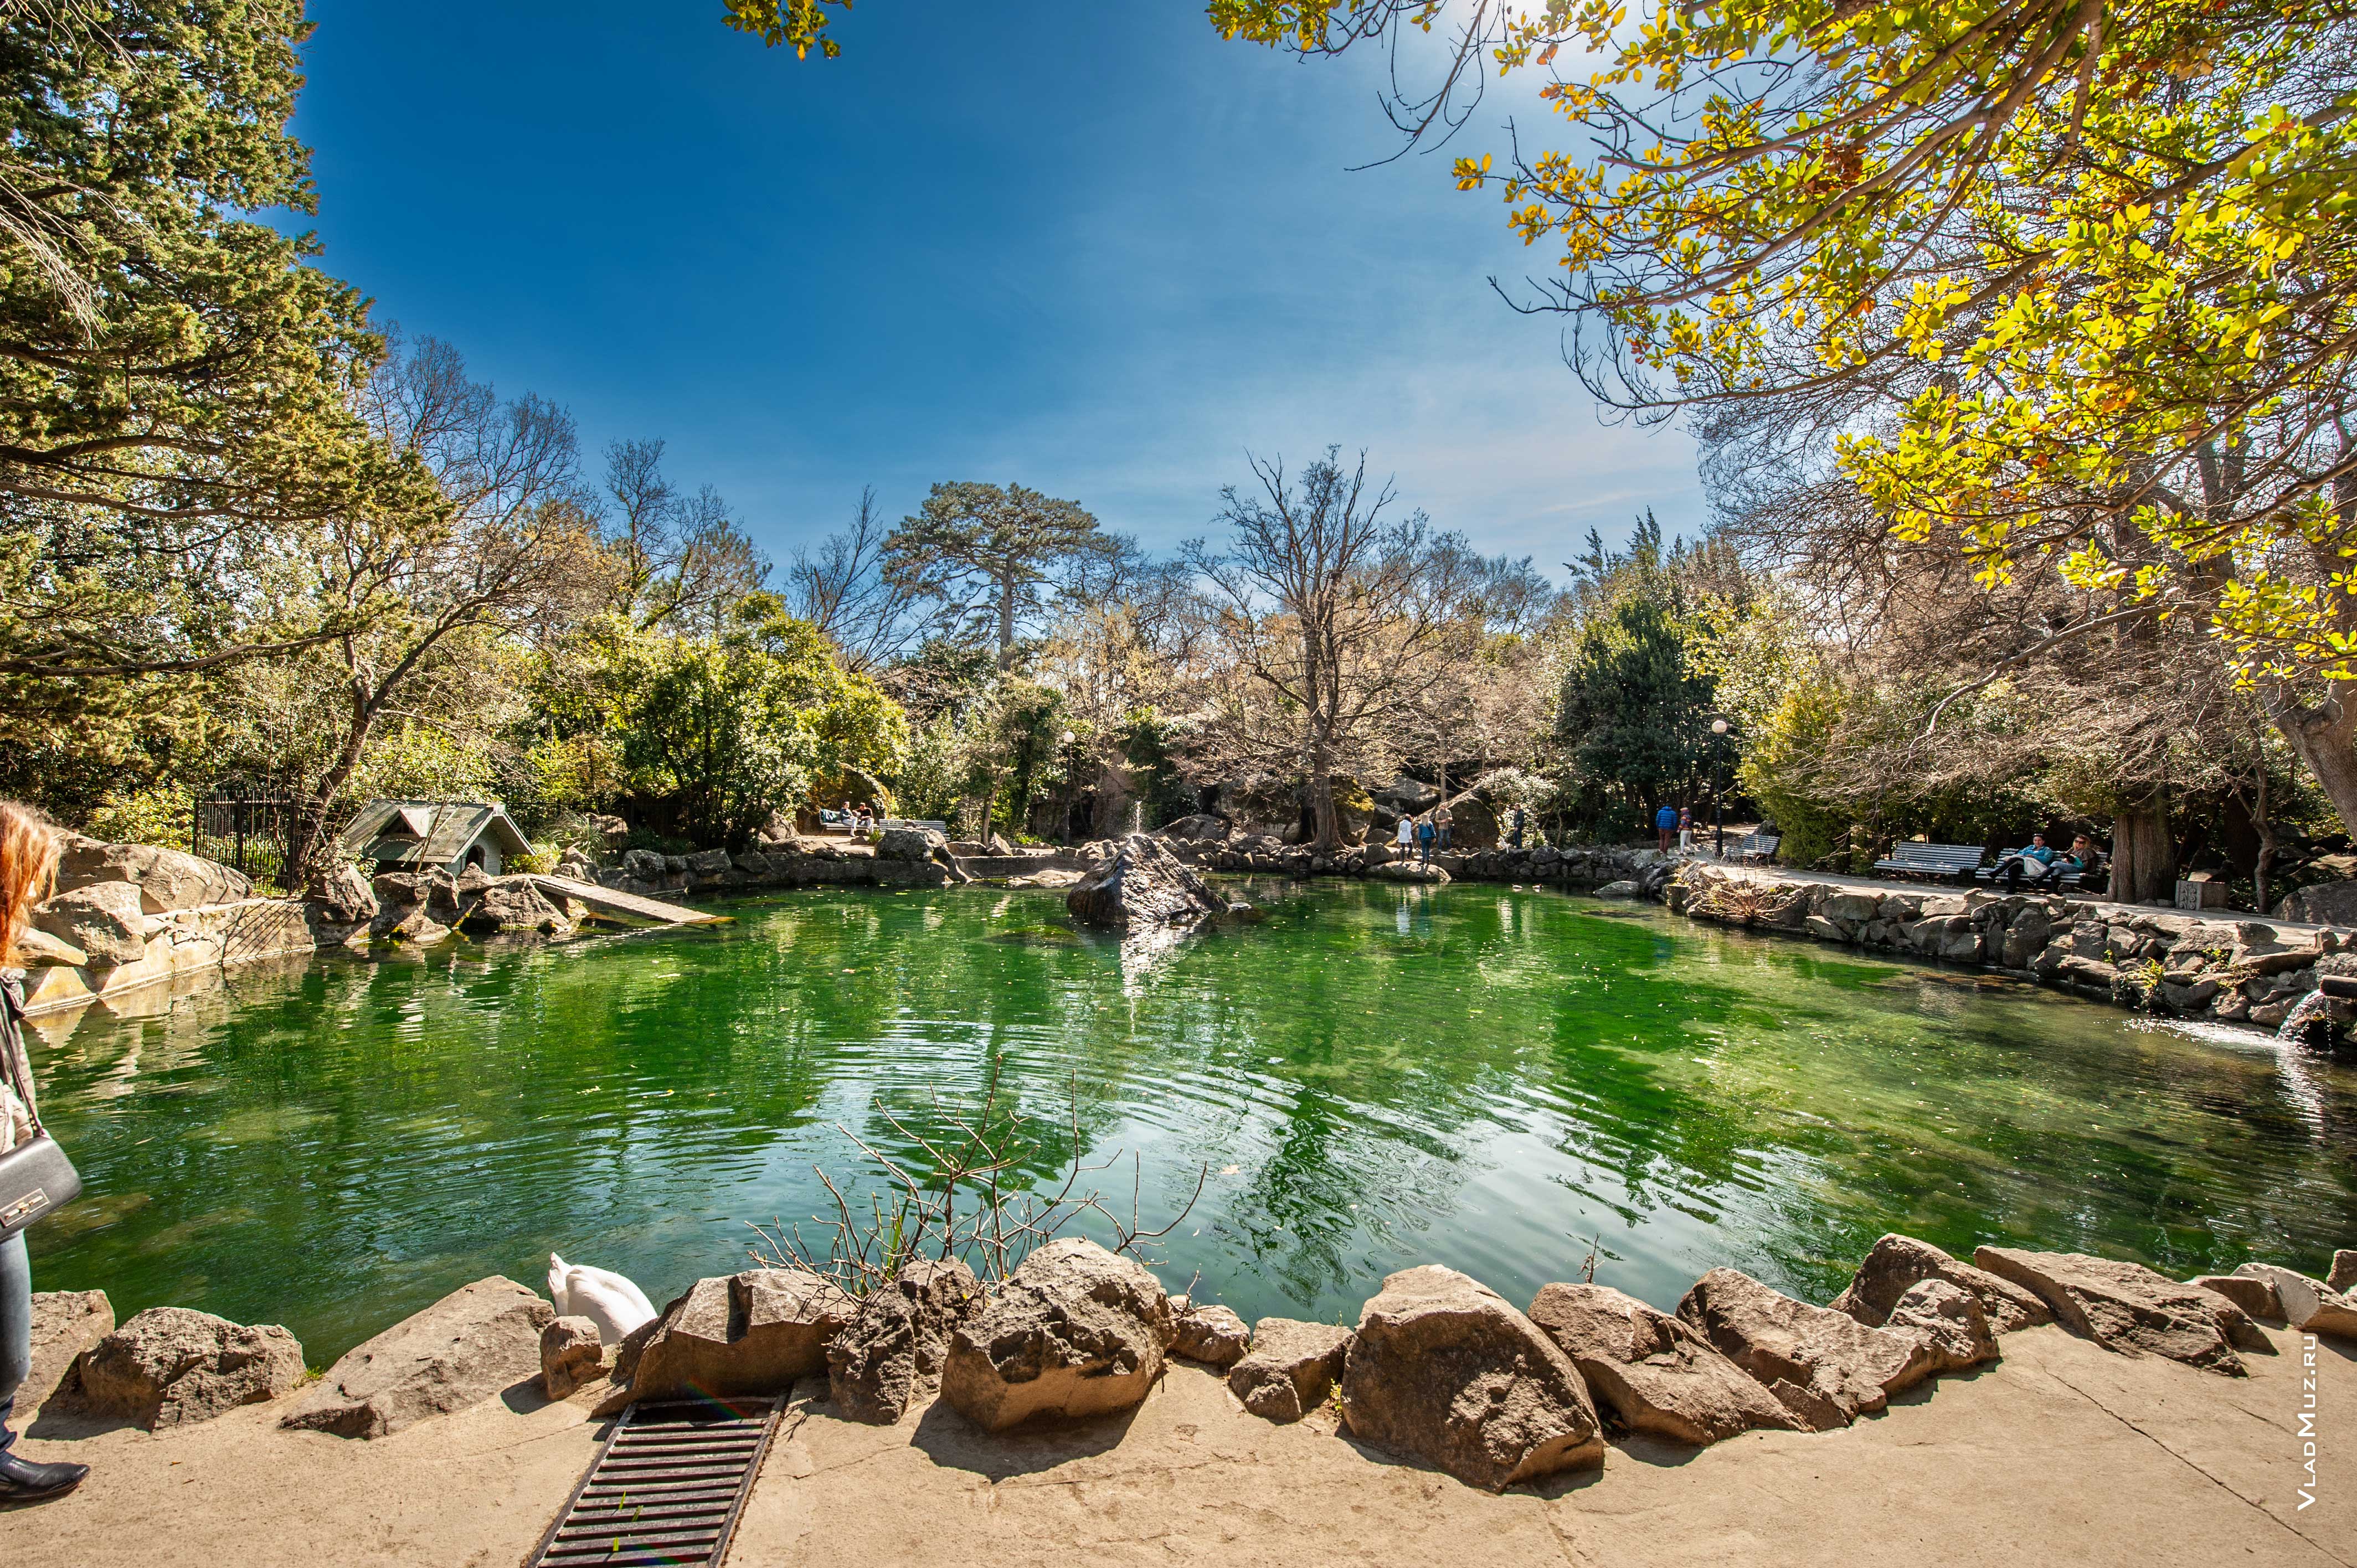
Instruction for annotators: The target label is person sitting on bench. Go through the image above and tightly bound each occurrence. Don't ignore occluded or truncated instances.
[1993,832,2059,890]
[2058,833,2107,895]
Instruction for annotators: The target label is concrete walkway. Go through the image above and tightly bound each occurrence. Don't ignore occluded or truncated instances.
[1,1323,2344,1566]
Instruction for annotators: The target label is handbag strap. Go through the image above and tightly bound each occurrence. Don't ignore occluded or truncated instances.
[0,973,38,1134]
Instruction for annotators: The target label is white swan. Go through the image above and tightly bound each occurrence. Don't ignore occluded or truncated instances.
[547,1252,658,1343]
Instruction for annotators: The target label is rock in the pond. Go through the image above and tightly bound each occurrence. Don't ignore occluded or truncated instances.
[827,1258,983,1425]
[2235,1262,2357,1339]
[1593,879,1641,898]
[25,1290,114,1411]
[304,860,379,925]
[1974,1247,2255,1374]
[1677,1267,1933,1431]
[1171,1302,1252,1369]
[2332,1250,2357,1294]
[1370,859,1450,884]
[2190,1274,2279,1322]
[284,1276,554,1438]
[67,1306,304,1429]
[1885,1279,1998,1373]
[940,1237,1172,1431]
[1064,833,1229,931]
[616,1269,857,1407]
[33,880,147,967]
[541,1316,608,1400]
[1339,1265,1604,1491]
[457,876,570,935]
[1830,1234,2052,1334]
[1227,1318,1349,1421]
[1526,1282,1795,1446]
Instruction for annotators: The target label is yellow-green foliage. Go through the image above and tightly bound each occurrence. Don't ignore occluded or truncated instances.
[1736,680,1851,870]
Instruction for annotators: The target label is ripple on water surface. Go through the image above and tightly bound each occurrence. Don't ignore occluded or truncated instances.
[22,879,2357,1359]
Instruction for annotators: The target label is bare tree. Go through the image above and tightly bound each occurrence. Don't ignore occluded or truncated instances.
[598,438,769,633]
[1186,448,1474,852]
[284,334,601,877]
[786,486,925,672]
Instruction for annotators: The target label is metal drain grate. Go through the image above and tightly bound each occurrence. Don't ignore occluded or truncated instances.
[525,1396,784,1568]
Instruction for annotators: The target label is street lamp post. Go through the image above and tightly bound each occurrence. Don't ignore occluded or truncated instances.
[1709,717,1731,859]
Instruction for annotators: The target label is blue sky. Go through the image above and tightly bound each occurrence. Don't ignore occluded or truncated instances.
[288,2,1704,573]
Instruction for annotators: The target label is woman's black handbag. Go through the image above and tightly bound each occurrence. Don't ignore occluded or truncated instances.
[0,979,77,1240]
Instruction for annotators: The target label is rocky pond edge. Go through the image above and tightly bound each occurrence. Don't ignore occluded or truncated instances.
[22,1232,2357,1497]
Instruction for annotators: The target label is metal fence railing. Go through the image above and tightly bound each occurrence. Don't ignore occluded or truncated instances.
[191,778,296,891]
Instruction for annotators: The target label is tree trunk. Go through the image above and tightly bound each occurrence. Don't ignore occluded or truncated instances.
[1307,731,1340,852]
[284,680,377,887]
[2267,678,2357,844]
[2253,764,2278,917]
[997,576,1018,668]
[2107,796,2175,905]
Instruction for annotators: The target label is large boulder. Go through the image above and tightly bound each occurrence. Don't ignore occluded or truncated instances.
[55,836,253,911]
[940,1238,1172,1431]
[1157,814,1230,844]
[541,1316,608,1401]
[25,1290,114,1412]
[1372,776,1440,814]
[827,1258,983,1425]
[1676,1267,1934,1431]
[1226,1318,1349,1421]
[2277,879,2357,926]
[283,1276,554,1438]
[2235,1262,2357,1339]
[1065,833,1229,931]
[620,848,667,881]
[304,861,379,925]
[1170,1302,1252,1369]
[1885,1279,1999,1373]
[875,826,943,862]
[2190,1274,2278,1321]
[1829,1234,2052,1333]
[1371,859,1449,884]
[1527,1282,1796,1446]
[1974,1247,2258,1375]
[1339,1265,1604,1492]
[2333,1250,2357,1293]
[1441,793,1499,850]
[66,1306,304,1429]
[33,880,147,967]
[456,876,570,935]
[615,1269,857,1406]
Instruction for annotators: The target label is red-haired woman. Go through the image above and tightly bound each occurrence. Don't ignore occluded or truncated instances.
[0,803,88,1501]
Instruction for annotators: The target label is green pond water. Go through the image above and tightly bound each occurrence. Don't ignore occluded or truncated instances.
[21,878,2357,1361]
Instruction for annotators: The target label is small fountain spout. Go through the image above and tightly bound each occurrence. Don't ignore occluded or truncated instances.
[2277,987,2337,1048]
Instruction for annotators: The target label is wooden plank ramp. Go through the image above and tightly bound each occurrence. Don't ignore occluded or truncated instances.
[524,1396,782,1568]
[529,874,728,927]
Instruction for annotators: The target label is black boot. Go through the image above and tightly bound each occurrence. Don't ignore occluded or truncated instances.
[0,1446,89,1502]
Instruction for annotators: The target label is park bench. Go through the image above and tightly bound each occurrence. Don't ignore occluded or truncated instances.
[1732,831,1780,864]
[1871,842,1986,883]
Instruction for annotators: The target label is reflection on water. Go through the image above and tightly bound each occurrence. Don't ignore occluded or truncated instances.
[23,879,2357,1360]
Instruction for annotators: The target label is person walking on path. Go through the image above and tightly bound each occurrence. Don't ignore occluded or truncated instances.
[0,802,88,1504]
[1655,803,1679,853]
[1416,815,1437,865]
[1434,802,1454,852]
[1508,804,1526,850]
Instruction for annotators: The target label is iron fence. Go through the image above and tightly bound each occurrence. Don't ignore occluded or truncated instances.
[191,778,296,891]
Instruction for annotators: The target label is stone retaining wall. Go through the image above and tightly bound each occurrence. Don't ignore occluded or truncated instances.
[1669,863,2344,1028]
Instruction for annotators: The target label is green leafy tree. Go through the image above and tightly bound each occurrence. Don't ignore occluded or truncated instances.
[0,0,424,744]
[612,599,905,847]
[884,482,1114,668]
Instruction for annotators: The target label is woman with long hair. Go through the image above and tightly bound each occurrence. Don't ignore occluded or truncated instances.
[0,802,88,1501]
